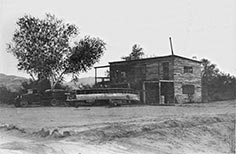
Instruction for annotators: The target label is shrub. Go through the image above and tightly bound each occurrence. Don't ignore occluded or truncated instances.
[0,86,18,104]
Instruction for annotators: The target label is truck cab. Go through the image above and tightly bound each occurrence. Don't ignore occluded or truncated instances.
[15,89,67,107]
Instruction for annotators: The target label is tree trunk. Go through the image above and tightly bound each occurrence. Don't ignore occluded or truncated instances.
[50,72,65,89]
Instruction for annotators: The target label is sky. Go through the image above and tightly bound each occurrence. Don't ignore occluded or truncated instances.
[0,0,235,80]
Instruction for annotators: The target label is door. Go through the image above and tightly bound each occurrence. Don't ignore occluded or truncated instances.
[144,82,159,104]
[160,82,174,104]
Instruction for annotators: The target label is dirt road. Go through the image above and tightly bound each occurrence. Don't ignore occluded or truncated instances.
[0,100,235,154]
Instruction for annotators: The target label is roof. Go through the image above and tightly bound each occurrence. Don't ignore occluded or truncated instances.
[109,55,201,65]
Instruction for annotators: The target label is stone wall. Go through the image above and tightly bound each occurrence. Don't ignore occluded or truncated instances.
[174,57,202,103]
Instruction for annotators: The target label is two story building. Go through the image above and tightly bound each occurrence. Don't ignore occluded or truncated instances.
[95,55,202,104]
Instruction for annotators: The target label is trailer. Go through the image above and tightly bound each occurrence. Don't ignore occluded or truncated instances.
[66,88,140,107]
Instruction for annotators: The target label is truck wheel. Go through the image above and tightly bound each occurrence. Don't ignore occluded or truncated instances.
[20,100,28,107]
[50,99,59,106]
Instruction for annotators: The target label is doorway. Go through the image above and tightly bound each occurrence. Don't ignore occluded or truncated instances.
[143,81,174,104]
[143,81,159,104]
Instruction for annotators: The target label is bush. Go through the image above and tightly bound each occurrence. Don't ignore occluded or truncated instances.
[0,86,18,104]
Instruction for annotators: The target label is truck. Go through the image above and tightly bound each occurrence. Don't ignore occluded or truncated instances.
[15,89,68,107]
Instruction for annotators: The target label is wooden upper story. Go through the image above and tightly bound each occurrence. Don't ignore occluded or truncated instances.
[109,55,202,84]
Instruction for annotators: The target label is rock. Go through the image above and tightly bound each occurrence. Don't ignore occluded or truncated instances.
[63,131,71,137]
[6,124,17,130]
[37,128,50,137]
[51,129,63,138]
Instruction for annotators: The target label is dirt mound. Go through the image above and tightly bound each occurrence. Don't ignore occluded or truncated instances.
[0,111,235,154]
[63,113,235,154]
[0,124,72,139]
[0,123,26,134]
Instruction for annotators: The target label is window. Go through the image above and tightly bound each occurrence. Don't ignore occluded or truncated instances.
[182,85,194,94]
[121,71,126,78]
[163,62,169,79]
[184,66,193,73]
[112,70,119,81]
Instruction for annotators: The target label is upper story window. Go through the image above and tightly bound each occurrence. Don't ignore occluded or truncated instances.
[184,66,193,73]
[121,71,126,78]
[163,62,169,80]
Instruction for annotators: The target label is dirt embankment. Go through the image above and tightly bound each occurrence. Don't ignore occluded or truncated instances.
[64,113,235,154]
[0,113,235,154]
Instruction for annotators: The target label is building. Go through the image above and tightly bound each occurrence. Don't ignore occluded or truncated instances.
[95,55,202,104]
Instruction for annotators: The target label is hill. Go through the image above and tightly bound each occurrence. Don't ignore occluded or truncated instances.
[65,77,95,89]
[0,73,96,91]
[0,73,28,92]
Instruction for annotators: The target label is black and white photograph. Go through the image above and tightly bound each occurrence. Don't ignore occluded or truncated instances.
[0,0,235,153]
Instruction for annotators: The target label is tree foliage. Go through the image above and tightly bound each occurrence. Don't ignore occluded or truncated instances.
[122,44,144,61]
[201,58,236,102]
[201,59,219,80]
[7,14,106,89]
[20,79,66,94]
[211,73,236,100]
[201,58,219,102]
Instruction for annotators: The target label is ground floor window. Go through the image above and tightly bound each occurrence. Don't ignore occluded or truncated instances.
[182,84,194,94]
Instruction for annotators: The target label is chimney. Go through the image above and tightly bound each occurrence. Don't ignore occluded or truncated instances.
[169,37,174,55]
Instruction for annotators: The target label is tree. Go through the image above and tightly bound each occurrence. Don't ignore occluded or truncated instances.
[7,14,106,89]
[210,72,236,101]
[201,58,219,102]
[122,44,144,61]
[201,58,236,102]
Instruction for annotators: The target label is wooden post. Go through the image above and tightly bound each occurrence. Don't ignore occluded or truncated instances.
[159,81,161,104]
[95,68,97,86]
[143,82,146,104]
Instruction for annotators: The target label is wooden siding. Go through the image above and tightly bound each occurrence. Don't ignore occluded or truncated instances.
[110,58,174,86]
[145,59,174,80]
